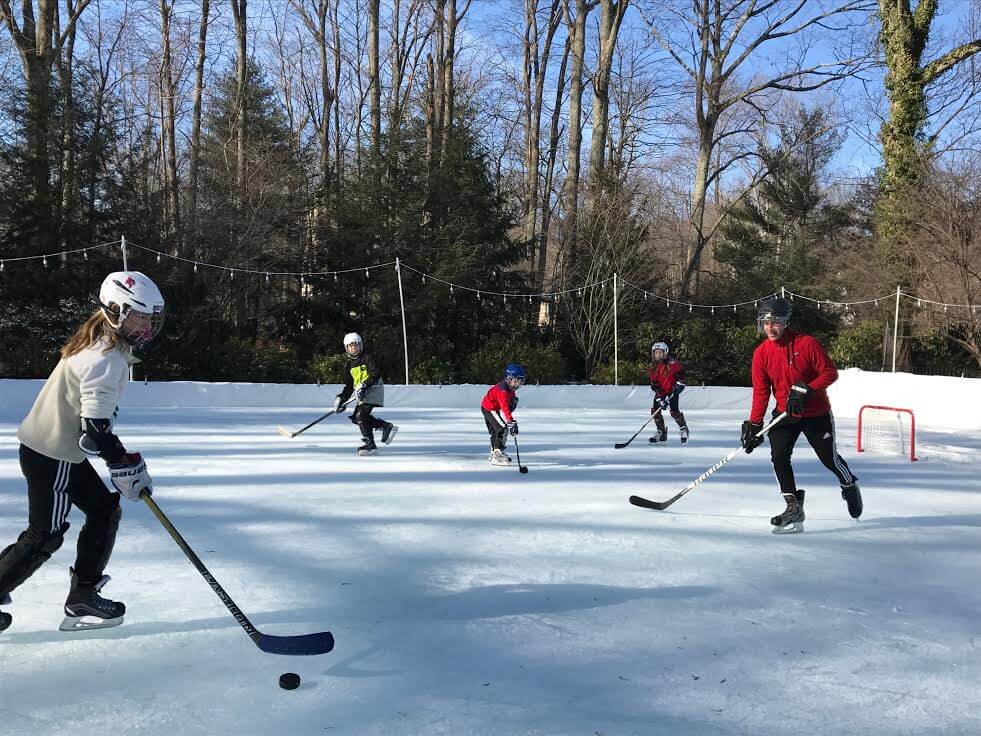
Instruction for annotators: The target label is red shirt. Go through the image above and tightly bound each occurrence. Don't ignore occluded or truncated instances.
[481,381,517,422]
[750,329,837,424]
[648,358,685,396]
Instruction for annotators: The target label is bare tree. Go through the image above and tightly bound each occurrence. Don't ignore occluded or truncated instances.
[188,0,210,240]
[585,0,628,204]
[159,0,181,242]
[230,0,247,193]
[0,0,92,247]
[642,0,872,298]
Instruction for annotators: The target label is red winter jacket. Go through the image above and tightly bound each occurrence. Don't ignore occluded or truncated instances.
[648,358,685,397]
[749,328,837,424]
[481,381,517,422]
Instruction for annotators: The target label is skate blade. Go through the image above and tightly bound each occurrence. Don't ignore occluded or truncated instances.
[59,614,124,631]
[382,426,399,445]
[772,522,804,534]
[357,449,378,456]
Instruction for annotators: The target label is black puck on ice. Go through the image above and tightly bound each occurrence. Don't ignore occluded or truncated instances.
[279,672,301,690]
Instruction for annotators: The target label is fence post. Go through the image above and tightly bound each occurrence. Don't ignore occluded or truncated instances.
[396,257,410,384]
[613,272,619,386]
[891,285,901,373]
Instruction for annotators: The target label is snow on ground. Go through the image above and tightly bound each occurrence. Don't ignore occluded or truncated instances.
[1,394,980,735]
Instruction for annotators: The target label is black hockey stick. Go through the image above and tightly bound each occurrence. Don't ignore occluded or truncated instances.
[512,434,528,473]
[277,401,352,438]
[629,413,788,511]
[614,408,662,449]
[141,493,334,656]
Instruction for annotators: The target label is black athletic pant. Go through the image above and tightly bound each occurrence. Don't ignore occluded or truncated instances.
[482,408,507,451]
[767,412,857,493]
[653,393,687,433]
[0,445,121,599]
[350,404,388,446]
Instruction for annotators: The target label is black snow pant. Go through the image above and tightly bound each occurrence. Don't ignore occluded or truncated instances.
[653,393,687,434]
[482,408,508,451]
[767,412,857,493]
[351,404,388,447]
[0,444,121,599]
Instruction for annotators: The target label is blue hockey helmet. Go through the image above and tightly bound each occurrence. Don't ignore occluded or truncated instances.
[504,363,526,385]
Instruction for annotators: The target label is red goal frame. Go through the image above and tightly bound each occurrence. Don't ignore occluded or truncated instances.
[857,405,918,461]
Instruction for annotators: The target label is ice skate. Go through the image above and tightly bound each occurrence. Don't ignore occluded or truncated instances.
[489,448,512,466]
[0,594,11,632]
[357,442,378,456]
[381,423,399,445]
[649,429,668,444]
[679,427,689,445]
[841,482,863,519]
[60,568,125,631]
[771,490,805,534]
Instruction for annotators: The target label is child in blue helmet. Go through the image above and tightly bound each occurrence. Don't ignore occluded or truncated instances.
[480,363,525,465]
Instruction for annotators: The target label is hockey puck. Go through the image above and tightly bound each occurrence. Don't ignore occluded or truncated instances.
[279,672,301,690]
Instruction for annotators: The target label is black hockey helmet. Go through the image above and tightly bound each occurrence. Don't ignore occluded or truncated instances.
[757,297,792,332]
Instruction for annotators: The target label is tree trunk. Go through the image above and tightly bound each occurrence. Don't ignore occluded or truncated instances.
[56,5,78,247]
[188,0,210,242]
[368,0,381,169]
[231,0,248,194]
[561,0,592,245]
[160,0,181,246]
[586,0,627,204]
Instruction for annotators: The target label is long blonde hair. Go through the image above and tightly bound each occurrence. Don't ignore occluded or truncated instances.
[61,308,125,358]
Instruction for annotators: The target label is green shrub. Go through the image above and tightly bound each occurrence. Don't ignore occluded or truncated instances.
[589,359,648,385]
[411,355,458,384]
[829,319,885,371]
[467,336,567,384]
[308,352,349,384]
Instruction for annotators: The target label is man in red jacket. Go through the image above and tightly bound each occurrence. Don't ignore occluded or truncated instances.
[740,297,861,533]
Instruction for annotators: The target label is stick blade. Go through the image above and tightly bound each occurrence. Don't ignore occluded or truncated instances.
[614,442,630,449]
[276,426,296,438]
[256,630,335,656]
[519,466,528,474]
[629,494,673,511]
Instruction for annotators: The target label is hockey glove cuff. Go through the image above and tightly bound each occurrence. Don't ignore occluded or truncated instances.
[355,384,367,402]
[506,421,519,436]
[79,417,126,464]
[333,396,346,413]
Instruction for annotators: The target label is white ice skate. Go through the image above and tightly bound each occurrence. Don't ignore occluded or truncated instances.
[489,449,512,466]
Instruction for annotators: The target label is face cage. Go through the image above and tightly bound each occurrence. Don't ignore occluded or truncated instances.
[506,376,526,388]
[345,342,362,356]
[652,349,668,360]
[125,308,166,349]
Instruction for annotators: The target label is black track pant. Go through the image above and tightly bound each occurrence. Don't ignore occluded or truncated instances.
[653,393,687,433]
[350,404,388,446]
[767,412,857,493]
[482,408,507,451]
[0,444,121,599]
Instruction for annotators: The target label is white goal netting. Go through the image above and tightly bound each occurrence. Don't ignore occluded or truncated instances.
[857,405,918,461]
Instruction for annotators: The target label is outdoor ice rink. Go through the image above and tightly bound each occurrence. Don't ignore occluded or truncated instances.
[1,388,979,735]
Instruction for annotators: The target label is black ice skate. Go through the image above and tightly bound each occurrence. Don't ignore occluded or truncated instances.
[357,442,378,456]
[649,429,668,444]
[841,482,863,519]
[381,423,399,445]
[60,568,125,631]
[771,489,805,534]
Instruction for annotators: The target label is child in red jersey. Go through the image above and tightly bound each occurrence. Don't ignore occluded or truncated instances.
[647,341,689,444]
[740,297,861,533]
[480,363,525,465]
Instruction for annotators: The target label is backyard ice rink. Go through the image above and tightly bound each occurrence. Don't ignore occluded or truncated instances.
[1,375,979,735]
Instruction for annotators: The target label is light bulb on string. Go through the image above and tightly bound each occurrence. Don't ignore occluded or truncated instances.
[711,307,715,315]
[265,273,270,283]
[193,262,198,273]
[43,257,48,268]
[333,273,338,282]
[0,261,4,271]
[156,252,161,263]
[365,268,369,279]
[230,269,234,280]
[422,275,427,283]
[732,305,736,313]
[83,250,88,261]
[689,304,693,313]
[917,299,922,307]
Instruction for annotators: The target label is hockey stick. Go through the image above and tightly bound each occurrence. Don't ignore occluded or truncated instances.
[277,401,351,438]
[512,434,528,473]
[629,412,789,511]
[141,493,334,656]
[614,408,663,449]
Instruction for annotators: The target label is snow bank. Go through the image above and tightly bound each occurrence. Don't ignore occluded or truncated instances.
[1,368,978,429]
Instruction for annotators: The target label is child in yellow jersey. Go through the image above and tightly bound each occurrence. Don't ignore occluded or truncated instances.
[333,332,398,455]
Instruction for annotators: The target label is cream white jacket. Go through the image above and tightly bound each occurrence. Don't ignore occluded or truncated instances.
[18,340,136,463]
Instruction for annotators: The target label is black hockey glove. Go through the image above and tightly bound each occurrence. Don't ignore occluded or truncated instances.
[506,421,519,436]
[78,417,126,464]
[741,421,765,454]
[785,381,812,416]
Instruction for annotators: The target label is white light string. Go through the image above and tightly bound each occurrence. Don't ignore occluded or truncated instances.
[3,237,977,313]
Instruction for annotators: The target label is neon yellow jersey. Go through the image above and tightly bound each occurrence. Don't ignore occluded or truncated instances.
[350,364,370,386]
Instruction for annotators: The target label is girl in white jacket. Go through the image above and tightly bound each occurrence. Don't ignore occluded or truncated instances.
[0,271,164,633]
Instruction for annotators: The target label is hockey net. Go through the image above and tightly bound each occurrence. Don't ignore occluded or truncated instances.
[857,405,918,461]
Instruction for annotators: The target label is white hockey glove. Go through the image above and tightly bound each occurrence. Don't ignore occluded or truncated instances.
[108,453,153,500]
[333,395,346,413]
[355,384,368,402]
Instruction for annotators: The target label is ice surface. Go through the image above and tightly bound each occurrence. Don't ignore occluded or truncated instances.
[1,381,979,735]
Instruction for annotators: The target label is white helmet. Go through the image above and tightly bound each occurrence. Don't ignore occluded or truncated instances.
[99,271,165,347]
[651,341,669,358]
[343,332,363,355]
